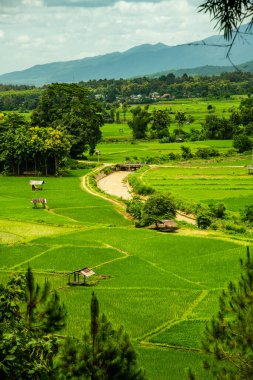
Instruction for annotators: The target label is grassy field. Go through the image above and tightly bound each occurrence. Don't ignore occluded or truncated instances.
[140,165,253,212]
[0,167,249,379]
[89,139,234,163]
[101,96,243,142]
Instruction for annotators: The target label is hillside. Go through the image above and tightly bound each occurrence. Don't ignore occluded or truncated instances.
[0,24,253,85]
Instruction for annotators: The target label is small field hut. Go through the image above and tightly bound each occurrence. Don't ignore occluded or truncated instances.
[157,220,178,232]
[247,165,253,175]
[67,267,95,286]
[29,180,45,191]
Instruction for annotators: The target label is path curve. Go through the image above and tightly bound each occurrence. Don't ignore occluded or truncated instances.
[97,171,132,200]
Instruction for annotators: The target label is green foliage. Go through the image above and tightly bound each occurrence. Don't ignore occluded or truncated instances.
[241,204,253,224]
[128,172,155,196]
[196,209,212,229]
[126,196,143,220]
[202,247,253,379]
[199,0,253,40]
[0,268,66,379]
[31,83,104,157]
[208,203,226,219]
[0,124,71,175]
[150,109,170,139]
[202,114,234,140]
[141,193,176,227]
[233,134,252,153]
[181,145,193,160]
[57,293,146,380]
[128,106,150,139]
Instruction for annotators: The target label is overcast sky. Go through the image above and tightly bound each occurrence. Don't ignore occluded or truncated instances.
[0,0,218,75]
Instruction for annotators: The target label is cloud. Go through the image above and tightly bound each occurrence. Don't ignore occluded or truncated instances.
[43,0,164,8]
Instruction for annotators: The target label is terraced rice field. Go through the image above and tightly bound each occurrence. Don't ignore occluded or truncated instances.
[141,165,253,212]
[0,168,248,379]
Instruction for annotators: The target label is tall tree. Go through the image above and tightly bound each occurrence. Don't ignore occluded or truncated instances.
[57,293,146,380]
[0,268,66,379]
[31,83,104,157]
[151,109,170,139]
[141,193,176,228]
[201,247,253,379]
[128,106,150,139]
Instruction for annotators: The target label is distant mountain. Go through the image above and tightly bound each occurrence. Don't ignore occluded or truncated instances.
[150,60,253,78]
[1,24,253,86]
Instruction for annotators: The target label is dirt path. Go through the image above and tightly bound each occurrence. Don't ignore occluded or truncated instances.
[97,171,132,200]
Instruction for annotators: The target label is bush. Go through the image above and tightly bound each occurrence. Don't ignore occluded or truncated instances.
[209,203,226,219]
[233,135,252,153]
[126,197,143,220]
[196,211,212,229]
[241,205,253,224]
[141,193,176,227]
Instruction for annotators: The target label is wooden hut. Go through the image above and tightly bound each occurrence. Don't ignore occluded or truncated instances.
[67,267,95,286]
[157,220,178,232]
[29,180,45,191]
[31,198,47,208]
[247,165,253,175]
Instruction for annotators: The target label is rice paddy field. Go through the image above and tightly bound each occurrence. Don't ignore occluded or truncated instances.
[0,167,249,379]
[140,165,253,213]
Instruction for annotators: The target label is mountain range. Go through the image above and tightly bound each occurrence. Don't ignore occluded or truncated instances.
[1,24,253,86]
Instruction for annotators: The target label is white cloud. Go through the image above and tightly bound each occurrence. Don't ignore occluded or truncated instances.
[0,0,217,74]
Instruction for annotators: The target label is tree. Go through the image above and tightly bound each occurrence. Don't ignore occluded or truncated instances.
[181,145,192,160]
[175,112,186,138]
[233,134,252,152]
[57,293,146,380]
[128,106,150,139]
[31,83,104,157]
[150,109,170,139]
[0,268,66,379]
[201,247,253,379]
[241,204,253,224]
[141,193,176,227]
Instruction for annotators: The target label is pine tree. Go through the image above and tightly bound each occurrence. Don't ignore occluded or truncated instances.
[202,247,253,379]
[57,293,146,380]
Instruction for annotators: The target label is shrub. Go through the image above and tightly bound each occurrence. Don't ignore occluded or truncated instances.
[196,211,212,229]
[209,203,226,219]
[126,197,143,220]
[241,205,253,224]
[233,135,252,153]
[141,193,176,227]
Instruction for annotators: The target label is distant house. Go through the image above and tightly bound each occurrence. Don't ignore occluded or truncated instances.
[157,220,178,232]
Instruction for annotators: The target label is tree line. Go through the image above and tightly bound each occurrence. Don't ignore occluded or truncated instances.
[0,83,104,175]
[2,71,253,112]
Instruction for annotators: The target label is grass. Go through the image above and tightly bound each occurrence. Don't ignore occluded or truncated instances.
[0,95,252,379]
[141,165,253,212]
[0,167,249,379]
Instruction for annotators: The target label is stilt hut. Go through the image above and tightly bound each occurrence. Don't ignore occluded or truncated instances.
[157,220,178,232]
[67,267,95,286]
[29,180,45,191]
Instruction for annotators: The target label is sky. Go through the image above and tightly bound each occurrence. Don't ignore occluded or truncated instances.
[0,0,218,75]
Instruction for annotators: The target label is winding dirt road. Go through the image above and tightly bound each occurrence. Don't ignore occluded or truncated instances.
[97,171,132,200]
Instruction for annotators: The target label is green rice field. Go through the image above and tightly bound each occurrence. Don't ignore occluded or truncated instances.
[0,167,249,379]
[141,165,253,212]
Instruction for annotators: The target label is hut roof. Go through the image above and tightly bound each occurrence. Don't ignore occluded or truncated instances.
[29,180,45,185]
[159,220,178,227]
[67,267,95,277]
